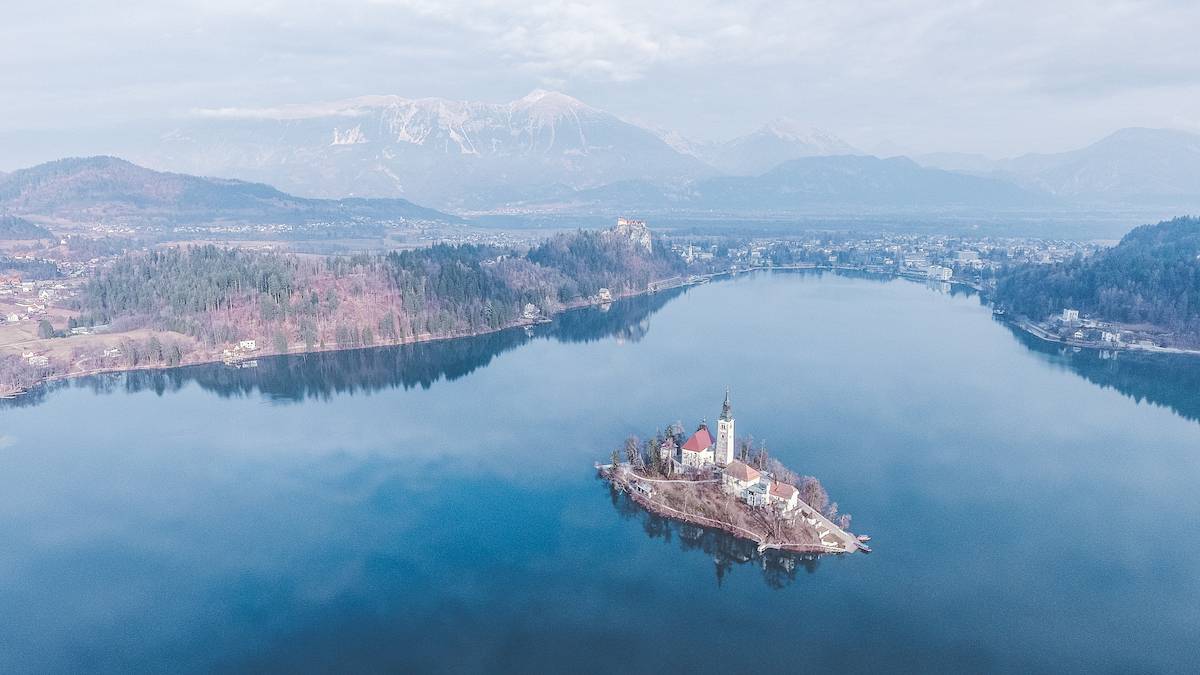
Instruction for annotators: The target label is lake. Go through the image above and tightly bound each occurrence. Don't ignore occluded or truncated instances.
[2,270,1199,673]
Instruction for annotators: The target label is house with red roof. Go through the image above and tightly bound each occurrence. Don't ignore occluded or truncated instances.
[769,482,800,512]
[722,459,760,491]
[679,422,715,468]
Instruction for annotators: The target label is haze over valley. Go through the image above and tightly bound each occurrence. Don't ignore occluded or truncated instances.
[5,2,1200,672]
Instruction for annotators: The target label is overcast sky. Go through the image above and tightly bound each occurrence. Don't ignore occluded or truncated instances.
[2,0,1198,158]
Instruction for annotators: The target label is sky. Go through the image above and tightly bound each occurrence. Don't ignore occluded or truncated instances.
[2,0,1199,162]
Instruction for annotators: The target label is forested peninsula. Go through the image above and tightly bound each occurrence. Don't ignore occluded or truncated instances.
[1,221,682,396]
[994,216,1200,347]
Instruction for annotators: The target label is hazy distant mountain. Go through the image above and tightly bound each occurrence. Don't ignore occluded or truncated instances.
[20,90,1192,216]
[916,128,1200,208]
[704,119,859,175]
[1005,128,1200,205]
[0,156,455,227]
[542,155,1052,213]
[912,152,1000,174]
[139,90,711,210]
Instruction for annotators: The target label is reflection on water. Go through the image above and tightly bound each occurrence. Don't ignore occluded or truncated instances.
[11,270,1200,432]
[606,483,821,589]
[9,269,1200,672]
[3,286,687,408]
[1003,321,1200,423]
[13,270,1200,435]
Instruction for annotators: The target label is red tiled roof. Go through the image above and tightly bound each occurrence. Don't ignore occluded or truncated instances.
[724,459,759,482]
[770,482,797,499]
[681,427,713,453]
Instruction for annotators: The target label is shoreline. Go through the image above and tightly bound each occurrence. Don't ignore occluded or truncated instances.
[11,263,1196,400]
[1006,317,1200,357]
[791,263,1200,358]
[1,277,696,400]
[602,464,863,555]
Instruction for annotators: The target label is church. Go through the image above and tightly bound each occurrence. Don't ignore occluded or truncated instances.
[677,390,736,469]
[666,391,802,514]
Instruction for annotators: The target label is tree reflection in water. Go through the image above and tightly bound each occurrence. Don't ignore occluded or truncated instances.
[1002,321,1200,424]
[3,286,689,408]
[606,482,821,590]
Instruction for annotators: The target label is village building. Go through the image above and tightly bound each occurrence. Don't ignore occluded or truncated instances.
[745,481,771,507]
[722,459,760,491]
[769,482,800,512]
[679,422,715,468]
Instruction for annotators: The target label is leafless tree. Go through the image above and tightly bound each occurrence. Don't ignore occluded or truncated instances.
[797,476,829,513]
[624,435,643,469]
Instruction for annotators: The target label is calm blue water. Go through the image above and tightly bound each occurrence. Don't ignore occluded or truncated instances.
[2,271,1199,673]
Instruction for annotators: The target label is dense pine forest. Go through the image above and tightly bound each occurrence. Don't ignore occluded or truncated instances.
[994,216,1200,334]
[72,225,686,354]
[0,215,54,240]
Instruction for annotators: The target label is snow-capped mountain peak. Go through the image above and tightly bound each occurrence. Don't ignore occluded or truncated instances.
[758,117,856,154]
[153,90,708,208]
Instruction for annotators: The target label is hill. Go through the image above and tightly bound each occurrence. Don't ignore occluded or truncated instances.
[70,222,684,356]
[704,119,858,176]
[918,128,1200,209]
[0,215,53,239]
[994,216,1200,334]
[1006,128,1200,206]
[0,156,456,228]
[547,155,1052,214]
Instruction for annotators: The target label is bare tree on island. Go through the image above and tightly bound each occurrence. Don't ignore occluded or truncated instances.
[798,476,829,513]
[737,435,755,463]
[624,435,643,469]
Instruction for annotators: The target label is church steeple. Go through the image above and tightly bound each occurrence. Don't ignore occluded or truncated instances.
[715,389,735,465]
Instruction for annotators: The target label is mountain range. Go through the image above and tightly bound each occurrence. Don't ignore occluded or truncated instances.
[915,128,1200,207]
[142,90,711,210]
[133,90,890,210]
[0,156,455,229]
[530,155,1052,214]
[4,90,1199,220]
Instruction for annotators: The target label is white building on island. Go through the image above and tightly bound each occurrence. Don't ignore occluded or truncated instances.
[769,482,800,512]
[679,423,715,468]
[722,459,760,491]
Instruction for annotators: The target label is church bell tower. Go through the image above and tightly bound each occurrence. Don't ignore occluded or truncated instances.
[716,389,735,465]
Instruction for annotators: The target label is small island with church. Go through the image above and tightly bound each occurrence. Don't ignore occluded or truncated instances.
[599,392,870,555]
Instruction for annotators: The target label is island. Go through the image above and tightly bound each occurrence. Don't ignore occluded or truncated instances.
[599,392,869,555]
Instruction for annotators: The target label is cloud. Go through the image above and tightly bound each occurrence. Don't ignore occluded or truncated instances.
[192,99,386,120]
[1,0,1199,156]
[0,435,15,449]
